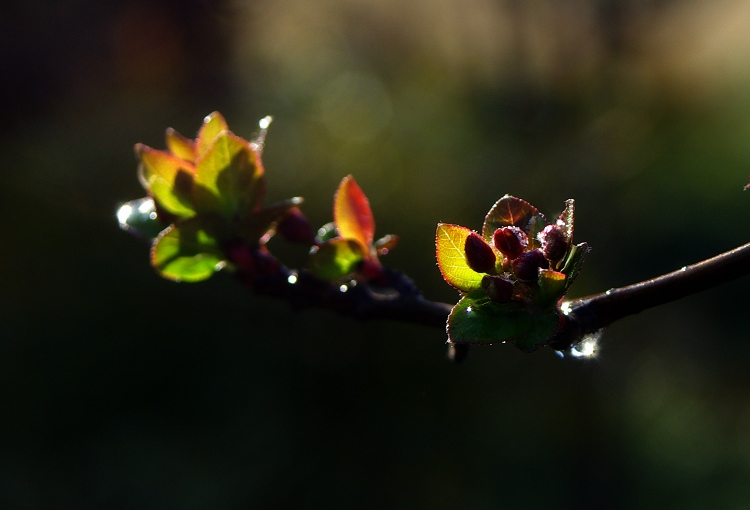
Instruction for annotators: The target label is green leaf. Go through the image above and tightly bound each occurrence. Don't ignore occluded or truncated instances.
[512,311,561,352]
[436,224,485,292]
[165,127,195,163]
[447,291,560,351]
[193,131,265,219]
[482,195,547,248]
[136,144,196,218]
[150,217,224,282]
[196,112,229,159]
[537,269,567,306]
[560,242,590,292]
[116,197,166,240]
[308,239,365,280]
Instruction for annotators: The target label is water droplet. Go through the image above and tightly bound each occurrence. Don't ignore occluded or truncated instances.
[466,306,473,314]
[258,116,272,130]
[339,284,348,293]
[214,261,227,271]
[116,203,133,226]
[560,301,573,315]
[252,116,273,151]
[148,212,157,220]
[138,200,153,214]
[568,329,604,358]
[605,289,612,296]
[287,273,298,285]
[348,280,357,287]
[681,266,688,272]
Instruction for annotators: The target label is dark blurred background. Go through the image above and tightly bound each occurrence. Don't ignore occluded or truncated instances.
[3,0,750,507]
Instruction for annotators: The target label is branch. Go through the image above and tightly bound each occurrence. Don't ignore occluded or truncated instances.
[244,265,453,330]
[239,241,750,359]
[550,241,750,351]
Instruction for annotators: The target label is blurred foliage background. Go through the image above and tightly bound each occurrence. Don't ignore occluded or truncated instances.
[3,0,750,507]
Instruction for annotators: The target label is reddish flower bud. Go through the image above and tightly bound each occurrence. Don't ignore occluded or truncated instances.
[224,240,257,275]
[511,249,549,281]
[481,275,514,303]
[464,232,497,274]
[493,227,528,260]
[538,224,568,262]
[277,207,317,245]
[359,258,385,281]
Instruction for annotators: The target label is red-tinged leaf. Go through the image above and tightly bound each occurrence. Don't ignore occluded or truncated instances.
[193,131,265,219]
[136,144,196,218]
[308,238,365,280]
[435,223,485,292]
[196,111,229,159]
[165,127,195,163]
[334,175,375,252]
[482,195,547,247]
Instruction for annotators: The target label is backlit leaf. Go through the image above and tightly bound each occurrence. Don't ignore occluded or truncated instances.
[482,195,547,248]
[308,238,365,280]
[136,144,196,218]
[435,223,485,292]
[193,131,265,219]
[334,175,374,252]
[537,269,567,306]
[196,111,229,159]
[560,242,590,292]
[165,127,195,163]
[150,217,224,282]
[447,291,559,351]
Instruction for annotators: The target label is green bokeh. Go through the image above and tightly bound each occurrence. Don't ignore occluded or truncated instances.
[3,0,750,507]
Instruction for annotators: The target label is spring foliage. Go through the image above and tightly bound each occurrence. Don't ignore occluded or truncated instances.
[119,113,589,350]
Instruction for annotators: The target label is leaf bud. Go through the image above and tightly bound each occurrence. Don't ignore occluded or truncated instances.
[464,232,497,274]
[481,275,514,303]
[493,227,528,260]
[277,207,317,245]
[359,258,385,282]
[511,249,549,281]
[538,224,568,262]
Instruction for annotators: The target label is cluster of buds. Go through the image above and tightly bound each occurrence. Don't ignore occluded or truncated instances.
[458,201,577,307]
[438,196,589,348]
